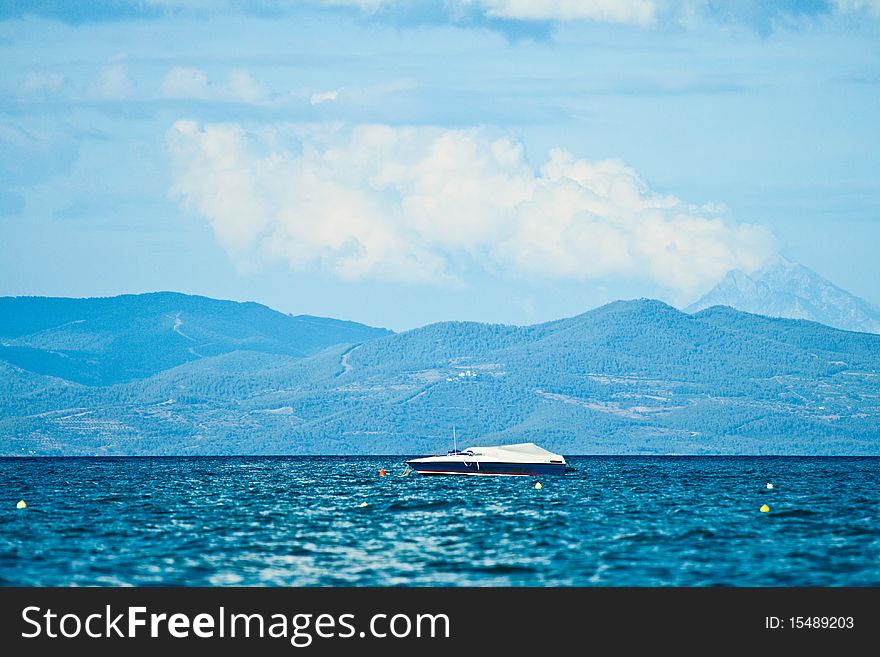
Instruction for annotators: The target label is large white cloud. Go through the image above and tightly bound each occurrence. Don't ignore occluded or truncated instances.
[167,121,776,293]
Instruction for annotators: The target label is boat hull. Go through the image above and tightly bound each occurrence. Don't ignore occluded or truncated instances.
[406,460,566,476]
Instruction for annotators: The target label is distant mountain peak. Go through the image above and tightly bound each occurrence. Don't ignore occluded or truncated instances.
[756,253,798,273]
[591,298,681,315]
[686,256,880,334]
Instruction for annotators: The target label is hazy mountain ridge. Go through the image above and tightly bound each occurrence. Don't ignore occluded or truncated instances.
[1,293,878,456]
[686,256,880,334]
[0,292,391,385]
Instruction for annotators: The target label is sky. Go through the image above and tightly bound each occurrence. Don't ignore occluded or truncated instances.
[1,1,878,331]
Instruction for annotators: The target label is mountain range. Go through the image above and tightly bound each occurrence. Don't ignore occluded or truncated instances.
[1,292,878,456]
[0,293,390,386]
[686,255,880,334]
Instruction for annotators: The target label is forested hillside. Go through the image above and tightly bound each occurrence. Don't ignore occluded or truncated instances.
[1,295,877,455]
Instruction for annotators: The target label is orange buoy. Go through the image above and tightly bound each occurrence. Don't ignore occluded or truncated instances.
[379,469,387,477]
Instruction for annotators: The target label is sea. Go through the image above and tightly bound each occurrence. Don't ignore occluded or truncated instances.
[1,456,877,586]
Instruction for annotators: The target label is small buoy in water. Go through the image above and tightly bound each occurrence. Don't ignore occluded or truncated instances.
[359,501,369,508]
[16,500,26,509]
[535,482,542,490]
[379,469,387,477]
[760,504,770,513]
[766,483,774,489]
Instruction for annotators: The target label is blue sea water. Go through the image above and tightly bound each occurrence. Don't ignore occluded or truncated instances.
[0,456,877,586]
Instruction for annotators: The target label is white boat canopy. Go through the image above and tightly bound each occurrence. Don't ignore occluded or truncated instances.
[462,442,565,463]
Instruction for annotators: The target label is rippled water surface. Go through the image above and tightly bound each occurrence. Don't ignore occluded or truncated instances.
[1,457,878,586]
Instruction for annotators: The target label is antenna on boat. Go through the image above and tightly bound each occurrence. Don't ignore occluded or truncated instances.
[453,426,457,453]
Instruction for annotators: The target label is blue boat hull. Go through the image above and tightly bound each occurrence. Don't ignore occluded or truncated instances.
[406,460,566,476]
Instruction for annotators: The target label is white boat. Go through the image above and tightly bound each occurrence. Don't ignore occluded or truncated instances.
[406,441,567,476]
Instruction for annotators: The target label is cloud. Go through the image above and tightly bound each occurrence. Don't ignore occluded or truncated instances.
[94,54,134,99]
[160,67,269,104]
[161,67,211,99]
[319,0,854,29]
[20,71,67,96]
[310,89,341,106]
[319,0,658,25]
[166,121,776,293]
[319,0,388,10]
[6,0,880,29]
[469,0,657,24]
[833,0,880,16]
[226,69,268,104]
